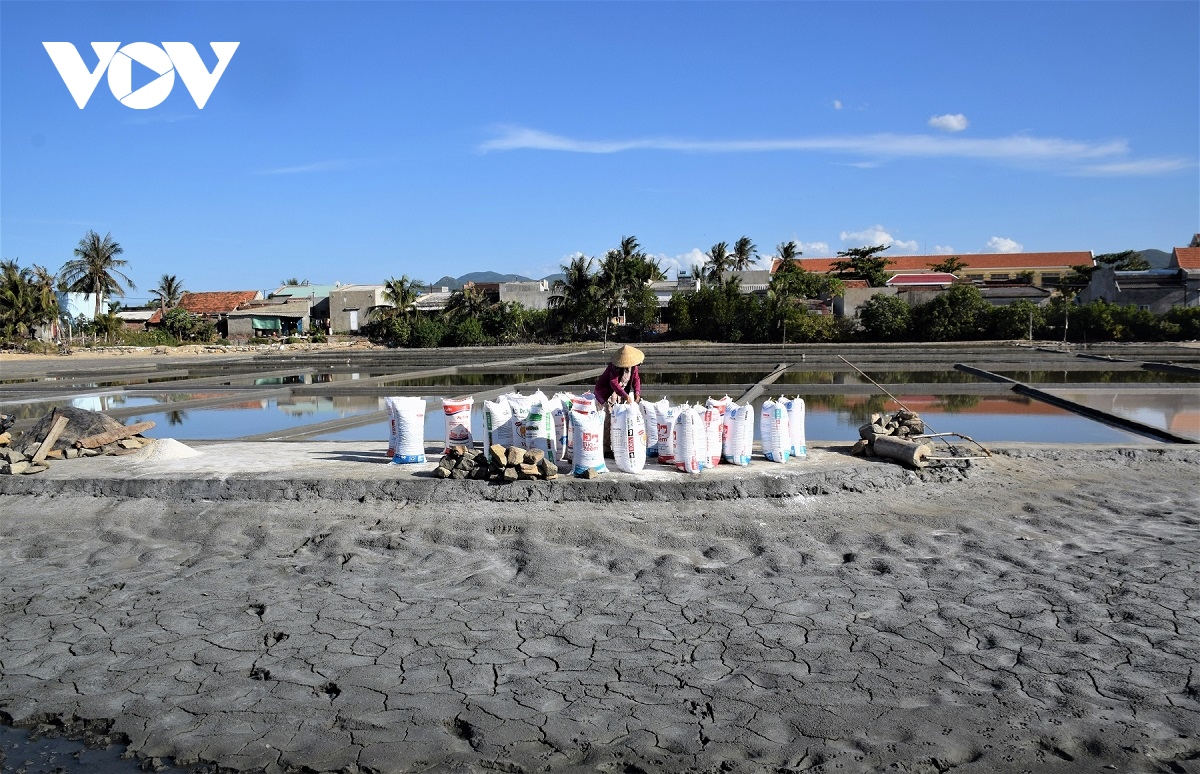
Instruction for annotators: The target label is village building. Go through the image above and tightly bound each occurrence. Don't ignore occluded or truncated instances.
[770,251,1093,288]
[226,296,312,339]
[147,290,263,338]
[1077,246,1200,312]
[327,284,387,333]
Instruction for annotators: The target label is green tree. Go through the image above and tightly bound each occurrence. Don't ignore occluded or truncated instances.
[1095,250,1151,272]
[928,255,967,274]
[858,293,912,341]
[731,236,758,271]
[409,315,448,348]
[832,244,893,287]
[912,284,991,341]
[987,300,1045,340]
[704,241,734,286]
[378,275,421,320]
[60,230,135,318]
[444,283,491,322]
[549,254,599,339]
[151,274,186,311]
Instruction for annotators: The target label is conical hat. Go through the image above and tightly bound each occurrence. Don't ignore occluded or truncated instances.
[611,344,644,367]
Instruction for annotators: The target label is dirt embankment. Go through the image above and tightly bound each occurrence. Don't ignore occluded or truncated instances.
[1,448,1198,773]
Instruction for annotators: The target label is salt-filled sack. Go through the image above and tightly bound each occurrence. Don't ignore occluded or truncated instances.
[524,398,557,462]
[785,396,807,458]
[639,398,661,458]
[550,392,575,461]
[571,392,597,415]
[760,398,792,463]
[572,408,608,477]
[656,400,678,466]
[482,397,515,462]
[699,402,724,468]
[441,396,473,453]
[507,392,535,447]
[706,395,732,458]
[610,402,647,473]
[722,400,754,466]
[385,396,427,464]
[673,406,704,474]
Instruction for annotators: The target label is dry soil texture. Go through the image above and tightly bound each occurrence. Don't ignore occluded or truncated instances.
[2,449,1199,774]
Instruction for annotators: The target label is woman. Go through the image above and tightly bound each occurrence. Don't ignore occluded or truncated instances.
[593,344,643,408]
[594,345,644,457]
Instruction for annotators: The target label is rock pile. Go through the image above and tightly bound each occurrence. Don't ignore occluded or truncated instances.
[852,410,934,468]
[1,407,155,475]
[433,445,559,483]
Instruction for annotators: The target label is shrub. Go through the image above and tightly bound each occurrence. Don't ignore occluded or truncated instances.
[858,294,911,341]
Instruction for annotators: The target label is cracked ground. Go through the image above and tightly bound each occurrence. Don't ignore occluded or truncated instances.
[1,451,1199,773]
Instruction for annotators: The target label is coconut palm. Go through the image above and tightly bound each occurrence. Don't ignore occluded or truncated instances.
[444,283,491,322]
[775,240,800,265]
[731,236,758,271]
[151,274,186,311]
[549,255,599,337]
[378,275,420,320]
[0,260,59,340]
[59,230,135,318]
[704,241,734,286]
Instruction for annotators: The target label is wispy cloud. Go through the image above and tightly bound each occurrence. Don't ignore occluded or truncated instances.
[478,125,1189,176]
[929,113,968,132]
[1073,158,1195,176]
[258,157,395,175]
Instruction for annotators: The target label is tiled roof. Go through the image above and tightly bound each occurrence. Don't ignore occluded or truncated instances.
[886,273,958,286]
[148,290,262,323]
[770,251,1093,274]
[1174,247,1200,270]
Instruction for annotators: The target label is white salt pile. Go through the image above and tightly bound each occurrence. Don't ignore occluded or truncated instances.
[124,438,203,462]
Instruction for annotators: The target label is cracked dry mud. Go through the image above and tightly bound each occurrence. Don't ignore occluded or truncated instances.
[1,451,1198,773]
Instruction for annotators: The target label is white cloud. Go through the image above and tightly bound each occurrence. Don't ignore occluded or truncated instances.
[839,226,918,253]
[933,245,957,255]
[476,125,1188,176]
[929,113,969,133]
[1073,158,1195,176]
[794,240,831,256]
[833,99,843,110]
[986,236,1023,254]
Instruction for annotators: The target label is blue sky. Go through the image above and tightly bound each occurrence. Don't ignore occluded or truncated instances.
[2,1,1197,302]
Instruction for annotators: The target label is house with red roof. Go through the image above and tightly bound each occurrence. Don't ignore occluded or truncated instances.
[770,250,1092,288]
[148,290,264,337]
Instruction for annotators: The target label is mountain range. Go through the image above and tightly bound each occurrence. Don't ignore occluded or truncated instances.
[428,271,564,291]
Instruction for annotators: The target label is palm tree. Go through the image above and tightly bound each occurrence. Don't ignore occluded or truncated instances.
[550,255,599,337]
[0,261,59,340]
[377,275,420,320]
[151,274,186,311]
[444,283,491,322]
[704,241,734,286]
[595,250,631,347]
[731,236,758,271]
[775,240,800,265]
[59,230,135,318]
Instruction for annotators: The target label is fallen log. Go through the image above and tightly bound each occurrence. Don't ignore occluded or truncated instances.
[872,435,933,469]
[75,421,156,450]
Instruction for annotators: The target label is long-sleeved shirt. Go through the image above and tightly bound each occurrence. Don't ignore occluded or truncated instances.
[593,363,640,404]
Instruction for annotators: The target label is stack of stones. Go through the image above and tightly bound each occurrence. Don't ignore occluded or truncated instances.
[0,408,154,475]
[852,410,934,468]
[433,445,559,482]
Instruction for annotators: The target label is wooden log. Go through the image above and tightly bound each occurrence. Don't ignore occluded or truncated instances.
[75,421,156,450]
[31,415,69,464]
[872,436,933,469]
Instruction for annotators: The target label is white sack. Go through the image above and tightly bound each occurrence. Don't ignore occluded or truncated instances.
[610,402,647,473]
[572,409,608,476]
[385,396,427,464]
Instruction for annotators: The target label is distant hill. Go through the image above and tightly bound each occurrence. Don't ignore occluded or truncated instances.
[1139,249,1172,269]
[426,271,570,291]
[428,271,537,290]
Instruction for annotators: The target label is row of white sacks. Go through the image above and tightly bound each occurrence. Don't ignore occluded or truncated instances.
[384,392,807,477]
